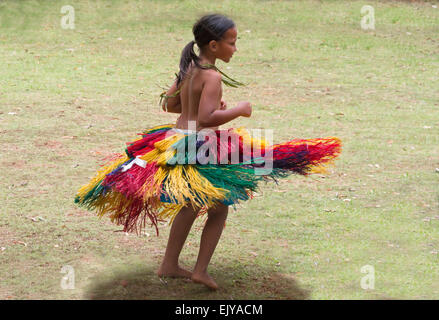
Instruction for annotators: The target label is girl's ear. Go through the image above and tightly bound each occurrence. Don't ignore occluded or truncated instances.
[208,40,218,52]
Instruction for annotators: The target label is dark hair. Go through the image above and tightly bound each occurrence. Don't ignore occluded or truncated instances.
[176,13,235,87]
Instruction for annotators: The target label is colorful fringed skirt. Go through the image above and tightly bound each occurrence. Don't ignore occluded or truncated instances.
[74,124,342,235]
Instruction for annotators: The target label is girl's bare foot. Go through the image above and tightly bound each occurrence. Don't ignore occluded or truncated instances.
[191,271,218,290]
[157,265,192,279]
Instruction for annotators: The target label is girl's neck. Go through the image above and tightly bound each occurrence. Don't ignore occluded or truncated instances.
[199,52,216,66]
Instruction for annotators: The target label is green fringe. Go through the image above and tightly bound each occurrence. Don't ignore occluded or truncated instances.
[196,164,291,204]
[74,182,106,208]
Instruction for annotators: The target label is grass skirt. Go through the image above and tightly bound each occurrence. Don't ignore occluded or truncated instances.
[74,123,342,235]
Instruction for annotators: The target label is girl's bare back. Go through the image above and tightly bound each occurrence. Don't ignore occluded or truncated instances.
[176,62,222,131]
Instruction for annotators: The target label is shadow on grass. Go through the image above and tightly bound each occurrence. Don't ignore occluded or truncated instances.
[85,263,310,300]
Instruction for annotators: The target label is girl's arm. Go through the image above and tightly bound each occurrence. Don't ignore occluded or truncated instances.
[198,73,246,128]
[161,79,182,113]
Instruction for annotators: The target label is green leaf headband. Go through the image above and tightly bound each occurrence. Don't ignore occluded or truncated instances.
[159,63,246,109]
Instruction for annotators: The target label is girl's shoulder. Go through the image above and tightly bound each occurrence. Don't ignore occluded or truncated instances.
[202,67,221,79]
[198,65,222,83]
[185,61,220,81]
[199,69,222,91]
[185,66,220,90]
[181,62,222,92]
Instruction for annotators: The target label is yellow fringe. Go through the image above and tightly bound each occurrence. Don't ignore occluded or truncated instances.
[157,203,184,225]
[75,154,129,201]
[307,137,342,174]
[139,133,183,166]
[162,165,227,209]
[96,191,130,222]
[232,127,268,149]
[309,164,328,174]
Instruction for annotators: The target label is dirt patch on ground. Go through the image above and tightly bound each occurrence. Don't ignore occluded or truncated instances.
[33,139,64,149]
[0,226,19,247]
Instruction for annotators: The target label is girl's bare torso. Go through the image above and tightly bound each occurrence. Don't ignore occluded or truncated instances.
[175,62,222,131]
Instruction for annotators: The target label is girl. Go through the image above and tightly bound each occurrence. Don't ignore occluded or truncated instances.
[75,13,342,290]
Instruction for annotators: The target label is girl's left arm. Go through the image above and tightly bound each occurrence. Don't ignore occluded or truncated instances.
[161,79,182,113]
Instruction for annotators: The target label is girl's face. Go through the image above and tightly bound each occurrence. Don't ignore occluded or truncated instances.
[216,27,238,63]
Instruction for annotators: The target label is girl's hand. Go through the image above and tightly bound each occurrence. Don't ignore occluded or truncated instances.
[237,101,252,117]
[220,99,227,110]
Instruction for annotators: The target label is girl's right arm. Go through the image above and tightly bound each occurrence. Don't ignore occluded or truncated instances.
[198,73,251,128]
[161,78,182,113]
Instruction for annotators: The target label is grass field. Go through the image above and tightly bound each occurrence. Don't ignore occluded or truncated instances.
[1,0,438,299]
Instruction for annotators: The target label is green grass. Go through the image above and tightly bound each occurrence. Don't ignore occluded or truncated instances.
[1,0,438,299]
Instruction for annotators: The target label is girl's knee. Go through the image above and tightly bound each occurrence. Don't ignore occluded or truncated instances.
[180,205,201,217]
[207,203,229,218]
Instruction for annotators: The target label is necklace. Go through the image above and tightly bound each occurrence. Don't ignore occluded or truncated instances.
[159,63,245,109]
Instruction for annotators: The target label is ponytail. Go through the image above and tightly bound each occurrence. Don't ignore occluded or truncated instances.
[176,41,200,87]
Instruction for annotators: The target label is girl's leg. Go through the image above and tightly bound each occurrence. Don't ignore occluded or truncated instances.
[157,205,198,278]
[191,203,229,290]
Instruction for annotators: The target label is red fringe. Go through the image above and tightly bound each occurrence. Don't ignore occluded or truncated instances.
[126,130,169,157]
[103,162,159,199]
[113,197,160,236]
